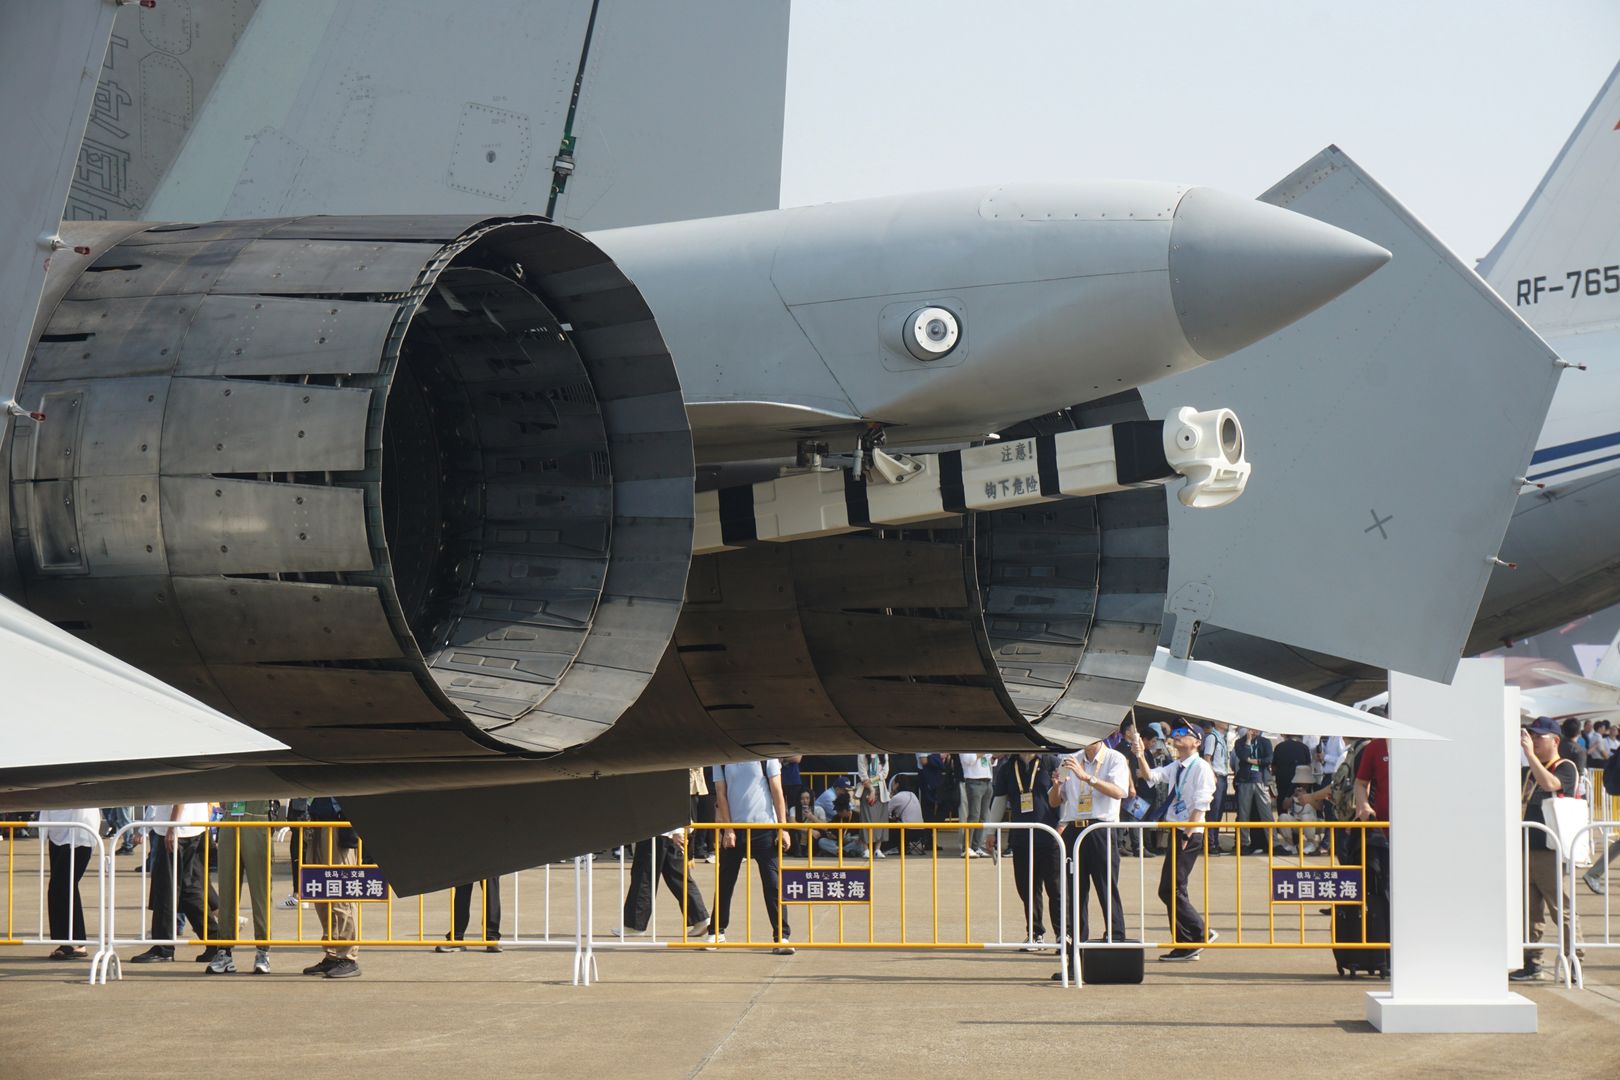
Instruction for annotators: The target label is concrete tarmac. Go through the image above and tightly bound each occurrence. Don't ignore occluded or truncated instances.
[2,835,1617,1079]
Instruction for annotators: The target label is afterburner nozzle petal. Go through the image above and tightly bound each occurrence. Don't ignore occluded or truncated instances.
[1170,187,1390,362]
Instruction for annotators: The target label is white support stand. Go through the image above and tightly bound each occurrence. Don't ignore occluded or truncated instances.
[1366,658,1537,1033]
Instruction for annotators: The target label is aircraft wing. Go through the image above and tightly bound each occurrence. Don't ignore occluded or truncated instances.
[1142,148,1563,682]
[1140,649,1436,740]
[0,592,284,771]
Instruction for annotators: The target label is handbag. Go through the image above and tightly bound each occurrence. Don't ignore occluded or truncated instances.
[1542,794,1593,868]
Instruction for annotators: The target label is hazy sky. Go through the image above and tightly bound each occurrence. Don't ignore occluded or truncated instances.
[782,0,1619,263]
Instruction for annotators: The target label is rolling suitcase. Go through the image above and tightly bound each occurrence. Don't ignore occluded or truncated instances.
[1331,833,1390,977]
[1079,939,1144,984]
[1331,905,1389,977]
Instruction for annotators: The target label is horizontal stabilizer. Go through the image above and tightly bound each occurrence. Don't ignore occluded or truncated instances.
[1140,648,1436,739]
[1528,667,1620,698]
[1142,147,1562,682]
[0,595,285,771]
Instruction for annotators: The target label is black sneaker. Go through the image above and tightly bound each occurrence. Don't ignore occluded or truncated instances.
[129,946,174,963]
[1157,948,1198,962]
[1508,964,1547,982]
[195,946,222,964]
[323,958,361,979]
[484,944,503,954]
[302,955,341,976]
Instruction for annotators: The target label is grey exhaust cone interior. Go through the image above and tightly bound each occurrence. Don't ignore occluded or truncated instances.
[1169,186,1391,361]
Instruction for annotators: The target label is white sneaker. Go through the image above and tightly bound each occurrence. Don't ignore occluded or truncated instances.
[279,894,298,909]
[252,949,270,975]
[703,931,725,951]
[873,848,887,859]
[965,848,981,858]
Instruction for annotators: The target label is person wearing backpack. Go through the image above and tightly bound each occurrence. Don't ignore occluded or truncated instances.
[1512,718,1582,982]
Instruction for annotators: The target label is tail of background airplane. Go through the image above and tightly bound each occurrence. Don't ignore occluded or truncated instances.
[1593,623,1620,684]
[1478,59,1620,340]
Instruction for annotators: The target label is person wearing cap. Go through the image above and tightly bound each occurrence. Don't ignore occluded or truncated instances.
[812,791,869,858]
[1512,717,1582,982]
[812,775,853,822]
[1051,739,1131,947]
[1128,721,1218,961]
[1275,765,1325,856]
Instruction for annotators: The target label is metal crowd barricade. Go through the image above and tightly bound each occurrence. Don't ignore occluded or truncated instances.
[1568,819,1617,990]
[594,821,1070,984]
[1589,768,1620,834]
[99,819,592,985]
[1069,820,1390,987]
[1518,819,1573,988]
[0,820,107,985]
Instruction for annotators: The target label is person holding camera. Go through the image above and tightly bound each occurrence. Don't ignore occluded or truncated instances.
[1128,722,1218,961]
[812,791,868,858]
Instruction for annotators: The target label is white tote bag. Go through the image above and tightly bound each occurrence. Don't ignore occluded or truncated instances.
[1543,795,1594,868]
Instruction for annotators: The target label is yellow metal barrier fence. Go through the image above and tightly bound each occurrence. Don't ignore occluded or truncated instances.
[99,820,593,984]
[0,820,106,984]
[651,821,1070,981]
[1069,820,1390,986]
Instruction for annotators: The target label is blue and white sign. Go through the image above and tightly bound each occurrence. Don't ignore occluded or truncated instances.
[781,867,871,903]
[299,866,389,901]
[1271,867,1363,903]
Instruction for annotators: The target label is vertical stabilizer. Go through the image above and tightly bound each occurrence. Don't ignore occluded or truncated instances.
[1142,148,1562,683]
[0,0,117,402]
[1479,61,1620,338]
[1593,623,1620,685]
[148,0,790,230]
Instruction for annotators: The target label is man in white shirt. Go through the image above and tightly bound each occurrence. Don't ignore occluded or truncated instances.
[958,753,994,856]
[1051,741,1132,945]
[712,759,794,954]
[1129,722,1218,961]
[130,802,220,964]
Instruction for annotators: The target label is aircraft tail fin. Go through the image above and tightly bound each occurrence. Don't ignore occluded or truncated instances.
[1591,622,1620,684]
[1478,60,1620,338]
[148,0,791,230]
[1142,147,1562,683]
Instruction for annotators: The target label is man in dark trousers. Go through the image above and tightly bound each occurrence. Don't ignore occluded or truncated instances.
[712,759,793,954]
[995,753,1062,948]
[1129,723,1219,961]
[1513,718,1582,982]
[129,802,220,964]
[436,878,503,953]
[616,827,710,939]
[1232,728,1275,854]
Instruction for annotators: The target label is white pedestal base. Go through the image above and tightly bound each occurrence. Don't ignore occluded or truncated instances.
[1365,991,1538,1033]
